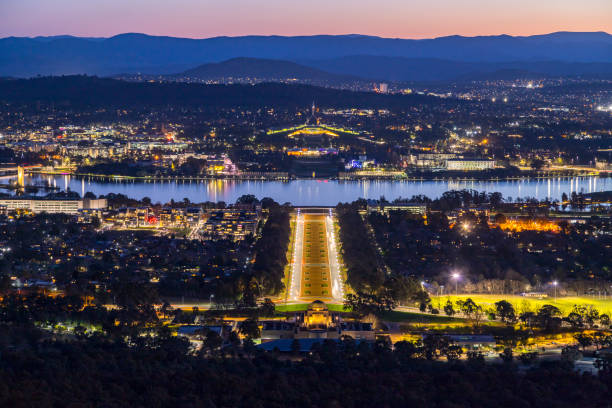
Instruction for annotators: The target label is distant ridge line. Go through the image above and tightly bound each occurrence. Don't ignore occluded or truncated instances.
[1,32,611,78]
[7,31,610,41]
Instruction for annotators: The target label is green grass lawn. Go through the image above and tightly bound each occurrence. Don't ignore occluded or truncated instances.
[380,310,467,324]
[275,303,346,313]
[276,304,484,325]
[431,294,612,315]
[275,303,505,331]
[382,310,505,332]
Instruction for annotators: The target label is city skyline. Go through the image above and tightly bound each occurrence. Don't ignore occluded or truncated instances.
[2,1,612,404]
[2,0,611,38]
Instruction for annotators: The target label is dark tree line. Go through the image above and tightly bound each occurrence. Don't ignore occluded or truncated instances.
[336,202,427,314]
[248,204,291,298]
[0,76,443,111]
[336,203,382,292]
[1,328,611,408]
[393,189,504,211]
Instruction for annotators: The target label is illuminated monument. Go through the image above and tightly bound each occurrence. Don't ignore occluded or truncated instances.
[303,300,333,332]
[260,300,375,342]
[266,102,360,142]
[267,102,362,177]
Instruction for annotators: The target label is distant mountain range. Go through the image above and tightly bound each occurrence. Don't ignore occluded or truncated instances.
[1,32,611,80]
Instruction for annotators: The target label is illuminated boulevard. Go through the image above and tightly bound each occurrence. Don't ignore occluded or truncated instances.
[288,208,344,303]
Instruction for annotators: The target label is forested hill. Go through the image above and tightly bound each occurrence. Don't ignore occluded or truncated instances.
[172,57,362,84]
[0,330,610,407]
[0,76,444,110]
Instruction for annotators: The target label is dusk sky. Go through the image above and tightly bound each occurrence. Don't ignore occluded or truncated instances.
[2,0,611,38]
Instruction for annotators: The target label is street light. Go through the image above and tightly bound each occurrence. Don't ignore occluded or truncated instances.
[452,273,460,296]
[553,281,558,302]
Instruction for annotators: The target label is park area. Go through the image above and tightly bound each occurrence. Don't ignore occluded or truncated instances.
[430,294,612,316]
[276,293,612,333]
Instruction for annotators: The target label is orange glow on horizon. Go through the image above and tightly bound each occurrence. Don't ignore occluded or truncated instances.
[3,1,610,39]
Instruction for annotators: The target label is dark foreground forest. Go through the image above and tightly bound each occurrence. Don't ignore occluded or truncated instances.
[1,328,611,408]
[0,76,440,111]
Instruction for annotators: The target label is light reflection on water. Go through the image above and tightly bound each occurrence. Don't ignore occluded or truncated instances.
[16,175,612,206]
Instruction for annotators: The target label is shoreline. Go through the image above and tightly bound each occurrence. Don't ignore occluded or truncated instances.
[25,170,610,183]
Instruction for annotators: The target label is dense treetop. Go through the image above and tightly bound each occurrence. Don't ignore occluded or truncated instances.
[0,76,443,110]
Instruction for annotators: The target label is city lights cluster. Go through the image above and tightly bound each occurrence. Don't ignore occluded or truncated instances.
[497,219,561,233]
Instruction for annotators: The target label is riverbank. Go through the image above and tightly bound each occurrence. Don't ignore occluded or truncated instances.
[8,174,610,205]
[28,169,611,183]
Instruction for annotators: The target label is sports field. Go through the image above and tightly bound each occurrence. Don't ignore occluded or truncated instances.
[431,294,612,315]
[300,214,332,299]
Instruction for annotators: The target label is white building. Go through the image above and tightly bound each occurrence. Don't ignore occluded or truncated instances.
[416,153,457,168]
[367,203,427,215]
[0,198,107,214]
[446,159,495,171]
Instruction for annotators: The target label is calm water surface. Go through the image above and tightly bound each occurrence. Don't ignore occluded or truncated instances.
[16,175,612,206]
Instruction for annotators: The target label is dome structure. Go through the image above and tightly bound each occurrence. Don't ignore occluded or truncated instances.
[308,300,328,312]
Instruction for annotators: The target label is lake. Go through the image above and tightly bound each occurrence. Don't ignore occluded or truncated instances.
[14,174,611,206]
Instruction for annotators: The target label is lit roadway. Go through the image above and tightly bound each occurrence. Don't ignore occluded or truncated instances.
[173,208,344,307]
[326,209,344,302]
[286,208,345,303]
[288,210,304,301]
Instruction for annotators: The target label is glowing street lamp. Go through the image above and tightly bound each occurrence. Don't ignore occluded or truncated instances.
[452,273,460,296]
[553,281,558,302]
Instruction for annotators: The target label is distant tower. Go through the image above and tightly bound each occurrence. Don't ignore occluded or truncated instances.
[379,83,389,93]
[308,101,318,124]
